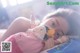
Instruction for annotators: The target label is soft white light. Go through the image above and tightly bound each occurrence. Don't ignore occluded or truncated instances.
[8,0,17,6]
[17,0,32,4]
[1,0,8,8]
[1,0,32,8]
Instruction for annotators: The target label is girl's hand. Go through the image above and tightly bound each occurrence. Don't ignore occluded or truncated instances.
[43,38,55,50]
[57,36,69,44]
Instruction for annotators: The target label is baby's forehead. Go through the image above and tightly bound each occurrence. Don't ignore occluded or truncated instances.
[43,18,57,25]
[41,18,56,25]
[46,18,58,23]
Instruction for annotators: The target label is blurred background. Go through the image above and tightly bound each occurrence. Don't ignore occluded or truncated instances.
[0,0,80,29]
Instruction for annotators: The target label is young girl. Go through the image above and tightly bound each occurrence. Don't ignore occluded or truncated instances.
[1,8,79,53]
[41,8,80,53]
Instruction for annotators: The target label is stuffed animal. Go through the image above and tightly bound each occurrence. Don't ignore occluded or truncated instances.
[0,19,68,53]
[1,25,47,53]
[26,25,47,40]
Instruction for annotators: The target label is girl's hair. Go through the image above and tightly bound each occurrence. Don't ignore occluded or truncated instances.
[43,8,80,38]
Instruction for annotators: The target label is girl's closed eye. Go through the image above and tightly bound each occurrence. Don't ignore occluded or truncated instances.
[51,22,56,28]
[49,18,58,28]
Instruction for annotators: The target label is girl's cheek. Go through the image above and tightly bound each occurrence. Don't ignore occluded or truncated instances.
[45,22,52,28]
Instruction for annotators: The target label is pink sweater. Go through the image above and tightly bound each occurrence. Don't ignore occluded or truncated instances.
[2,32,44,53]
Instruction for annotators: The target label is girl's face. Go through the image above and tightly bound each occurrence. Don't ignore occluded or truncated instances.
[42,17,69,38]
[43,18,57,29]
